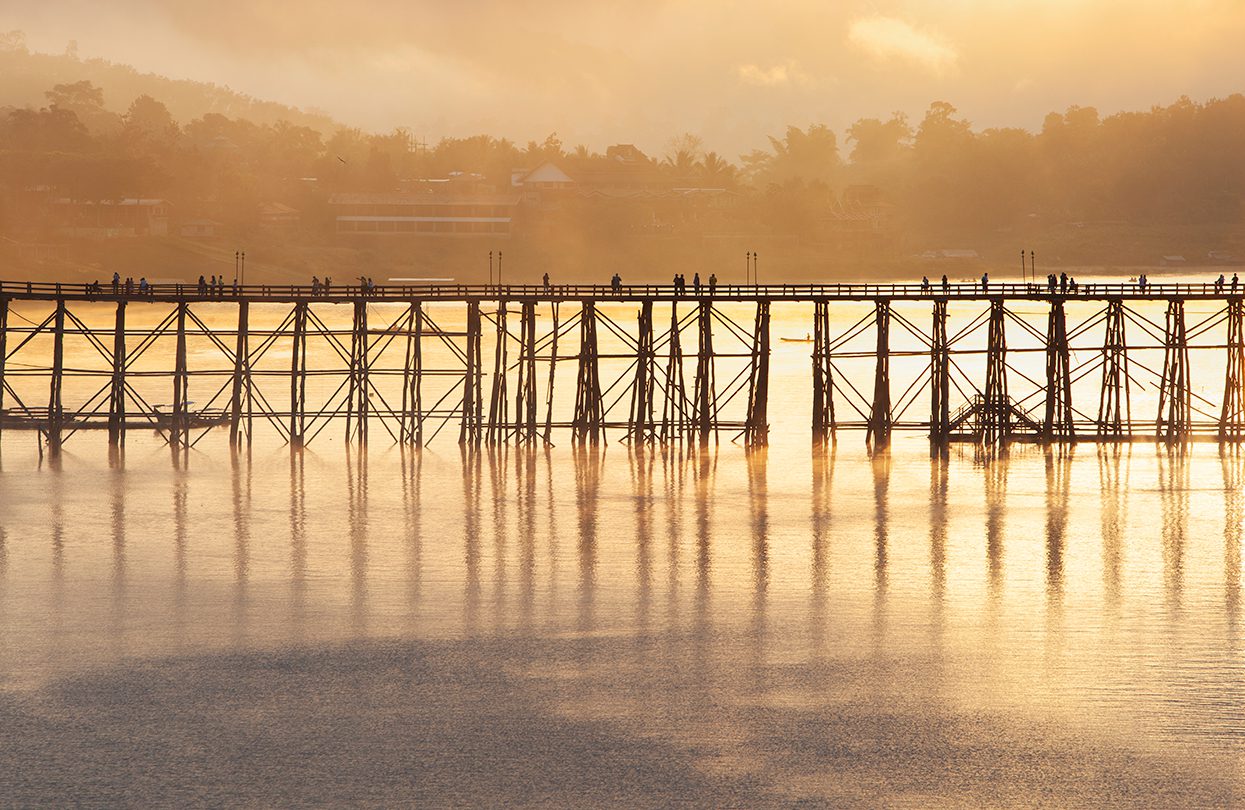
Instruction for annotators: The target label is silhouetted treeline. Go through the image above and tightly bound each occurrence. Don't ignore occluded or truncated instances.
[3,54,1245,249]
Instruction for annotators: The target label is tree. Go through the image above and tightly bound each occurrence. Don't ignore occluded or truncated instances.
[846,113,911,165]
[743,124,841,187]
[44,81,122,137]
[699,152,738,187]
[125,95,176,135]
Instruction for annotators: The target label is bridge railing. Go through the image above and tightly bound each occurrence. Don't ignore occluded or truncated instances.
[1,278,1243,301]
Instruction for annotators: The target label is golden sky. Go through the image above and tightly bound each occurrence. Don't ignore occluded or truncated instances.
[6,0,1245,152]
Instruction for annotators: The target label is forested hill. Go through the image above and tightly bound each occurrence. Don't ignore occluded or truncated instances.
[0,32,338,132]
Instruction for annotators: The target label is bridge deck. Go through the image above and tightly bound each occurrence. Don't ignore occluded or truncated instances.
[2,279,1241,304]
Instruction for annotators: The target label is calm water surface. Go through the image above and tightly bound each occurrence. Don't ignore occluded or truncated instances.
[0,295,1242,805]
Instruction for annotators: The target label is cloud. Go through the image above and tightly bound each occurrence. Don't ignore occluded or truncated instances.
[848,16,958,75]
[736,61,807,87]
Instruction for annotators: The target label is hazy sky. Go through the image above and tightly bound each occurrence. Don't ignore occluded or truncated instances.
[5,0,1245,153]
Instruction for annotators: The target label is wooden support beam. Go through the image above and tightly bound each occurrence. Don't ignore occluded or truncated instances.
[982,299,1009,446]
[47,298,66,454]
[692,299,717,445]
[1157,299,1190,444]
[543,302,559,444]
[812,300,836,443]
[1097,299,1130,438]
[660,302,687,442]
[346,299,369,444]
[515,301,538,444]
[401,302,425,446]
[866,300,891,449]
[229,301,251,447]
[1042,299,1074,441]
[929,299,949,448]
[171,301,189,451]
[1221,298,1244,441]
[628,300,655,443]
[487,301,509,444]
[290,301,308,447]
[108,301,126,447]
[744,300,771,447]
[0,296,9,441]
[572,301,604,444]
[460,300,483,446]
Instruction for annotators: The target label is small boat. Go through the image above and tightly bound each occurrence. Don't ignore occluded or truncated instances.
[781,334,814,343]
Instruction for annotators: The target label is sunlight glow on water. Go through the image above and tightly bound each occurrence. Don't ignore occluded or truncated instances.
[0,293,1242,804]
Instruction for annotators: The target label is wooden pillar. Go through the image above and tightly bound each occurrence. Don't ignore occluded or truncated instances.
[0,296,9,441]
[866,300,891,449]
[1042,299,1074,441]
[1157,299,1190,444]
[171,301,189,450]
[401,301,425,446]
[744,300,770,447]
[290,301,308,447]
[514,300,538,444]
[487,300,509,444]
[543,302,559,444]
[983,299,1008,445]
[346,299,369,444]
[661,302,687,442]
[460,300,483,446]
[629,300,655,443]
[1097,299,1130,438]
[229,301,250,447]
[1221,298,1244,441]
[108,301,126,447]
[812,300,835,443]
[47,298,66,455]
[692,299,716,445]
[573,301,603,444]
[930,298,949,448]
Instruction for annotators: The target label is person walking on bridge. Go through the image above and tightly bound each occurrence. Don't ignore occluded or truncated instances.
[693,273,702,294]
[112,272,120,294]
[941,274,949,292]
[709,273,717,293]
[543,272,550,290]
[980,272,989,292]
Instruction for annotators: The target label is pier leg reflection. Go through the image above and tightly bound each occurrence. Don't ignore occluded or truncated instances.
[1098,445,1129,612]
[872,450,890,645]
[747,446,769,689]
[1158,447,1188,615]
[810,442,836,657]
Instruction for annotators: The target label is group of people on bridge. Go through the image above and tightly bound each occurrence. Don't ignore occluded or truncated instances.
[58,267,1245,301]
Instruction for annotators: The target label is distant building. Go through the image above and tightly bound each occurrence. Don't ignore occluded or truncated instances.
[52,198,170,237]
[1160,255,1188,267]
[511,162,576,192]
[329,192,521,236]
[178,219,219,239]
[1,237,68,263]
[919,249,982,264]
[258,202,301,228]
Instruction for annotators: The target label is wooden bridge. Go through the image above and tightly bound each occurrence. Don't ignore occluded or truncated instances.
[1,278,1242,455]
